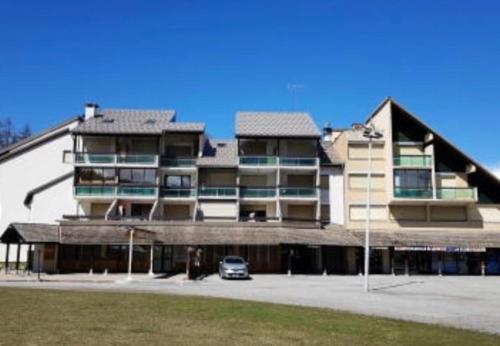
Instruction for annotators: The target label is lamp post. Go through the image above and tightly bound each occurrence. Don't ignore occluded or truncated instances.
[361,125,383,292]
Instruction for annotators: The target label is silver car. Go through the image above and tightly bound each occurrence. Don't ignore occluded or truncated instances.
[219,256,249,279]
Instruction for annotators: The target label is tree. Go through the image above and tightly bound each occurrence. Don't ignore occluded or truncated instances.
[0,118,14,149]
[0,118,32,149]
[16,123,31,141]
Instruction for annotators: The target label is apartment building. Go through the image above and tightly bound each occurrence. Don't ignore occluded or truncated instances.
[1,99,499,276]
[331,98,500,275]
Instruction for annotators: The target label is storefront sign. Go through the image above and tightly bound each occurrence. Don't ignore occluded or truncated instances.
[395,246,486,253]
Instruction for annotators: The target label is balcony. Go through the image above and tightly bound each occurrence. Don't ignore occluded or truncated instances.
[160,157,197,168]
[437,188,476,201]
[75,153,116,165]
[239,156,277,166]
[75,153,157,165]
[161,188,197,198]
[279,187,317,198]
[279,157,317,167]
[240,187,276,198]
[393,155,432,168]
[74,186,116,197]
[394,187,433,199]
[198,187,237,198]
[117,186,157,197]
[117,154,157,165]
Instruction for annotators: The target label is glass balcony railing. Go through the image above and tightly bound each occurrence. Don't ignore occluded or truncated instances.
[198,187,237,197]
[75,186,116,196]
[116,154,157,165]
[393,155,432,168]
[160,157,197,167]
[75,153,116,164]
[279,157,317,166]
[240,187,277,198]
[437,188,475,200]
[239,156,277,166]
[75,153,157,165]
[394,187,433,198]
[117,186,157,197]
[161,188,196,198]
[279,187,317,198]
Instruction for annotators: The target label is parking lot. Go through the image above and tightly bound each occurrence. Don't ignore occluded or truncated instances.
[1,273,499,334]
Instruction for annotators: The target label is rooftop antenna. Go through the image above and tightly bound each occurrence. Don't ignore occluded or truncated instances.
[287,83,304,111]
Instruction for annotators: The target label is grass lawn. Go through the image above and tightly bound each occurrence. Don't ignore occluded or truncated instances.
[0,288,498,345]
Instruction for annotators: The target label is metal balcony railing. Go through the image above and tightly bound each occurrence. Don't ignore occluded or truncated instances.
[74,186,116,196]
[394,187,433,198]
[240,187,277,198]
[279,187,317,198]
[160,157,197,167]
[117,186,157,197]
[436,188,475,200]
[198,187,237,197]
[279,157,317,166]
[161,188,197,198]
[239,156,277,166]
[393,155,433,168]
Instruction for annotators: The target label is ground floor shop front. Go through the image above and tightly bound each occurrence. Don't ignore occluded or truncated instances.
[30,244,500,276]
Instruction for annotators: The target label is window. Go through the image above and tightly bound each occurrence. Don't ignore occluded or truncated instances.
[77,168,116,185]
[349,173,385,190]
[165,175,191,188]
[349,205,386,221]
[119,168,156,185]
[348,143,384,160]
[394,169,431,189]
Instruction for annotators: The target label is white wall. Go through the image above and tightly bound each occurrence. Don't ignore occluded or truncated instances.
[0,121,79,263]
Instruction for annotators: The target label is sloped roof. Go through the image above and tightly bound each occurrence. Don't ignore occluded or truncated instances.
[0,116,81,164]
[1,223,59,243]
[73,108,178,134]
[197,139,238,167]
[236,112,321,138]
[163,122,205,133]
[351,229,500,248]
[319,141,343,166]
[58,221,358,246]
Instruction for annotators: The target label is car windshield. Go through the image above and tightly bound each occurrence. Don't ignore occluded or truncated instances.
[224,257,244,264]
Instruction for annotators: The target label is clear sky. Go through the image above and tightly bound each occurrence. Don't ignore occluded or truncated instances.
[0,1,499,173]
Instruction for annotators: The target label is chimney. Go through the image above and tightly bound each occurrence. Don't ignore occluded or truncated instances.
[323,122,333,142]
[84,103,99,120]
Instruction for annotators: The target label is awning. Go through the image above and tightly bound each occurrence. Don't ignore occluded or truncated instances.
[351,229,500,248]
[58,221,360,246]
[0,223,59,244]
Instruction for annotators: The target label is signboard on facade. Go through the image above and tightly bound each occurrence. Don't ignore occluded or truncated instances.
[395,246,486,253]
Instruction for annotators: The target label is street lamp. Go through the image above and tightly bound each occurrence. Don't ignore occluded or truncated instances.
[360,124,383,292]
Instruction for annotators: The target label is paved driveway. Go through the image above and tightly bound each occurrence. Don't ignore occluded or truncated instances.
[1,274,499,334]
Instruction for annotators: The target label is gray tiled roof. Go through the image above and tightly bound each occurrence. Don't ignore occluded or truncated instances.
[235,112,321,137]
[163,122,205,133]
[197,139,237,167]
[73,108,177,134]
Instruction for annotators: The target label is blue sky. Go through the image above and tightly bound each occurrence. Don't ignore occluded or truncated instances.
[0,1,499,173]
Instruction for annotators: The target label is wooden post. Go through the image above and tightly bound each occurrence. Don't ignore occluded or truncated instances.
[404,252,410,276]
[5,244,10,274]
[27,244,33,273]
[390,247,395,276]
[16,244,21,273]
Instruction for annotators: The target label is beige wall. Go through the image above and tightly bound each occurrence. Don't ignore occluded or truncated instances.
[390,206,426,221]
[393,144,424,156]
